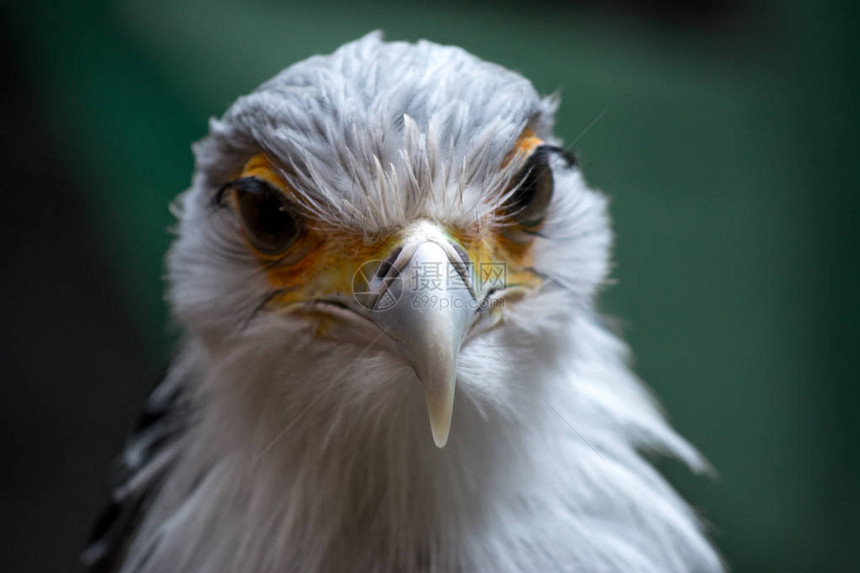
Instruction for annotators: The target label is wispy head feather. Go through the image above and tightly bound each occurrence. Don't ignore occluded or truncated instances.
[194,31,554,235]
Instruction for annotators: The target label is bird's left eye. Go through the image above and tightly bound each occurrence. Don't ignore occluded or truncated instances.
[229,177,303,255]
[503,146,554,228]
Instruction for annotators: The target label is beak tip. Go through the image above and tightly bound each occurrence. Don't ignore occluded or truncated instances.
[369,236,472,451]
[424,381,455,449]
[431,425,450,448]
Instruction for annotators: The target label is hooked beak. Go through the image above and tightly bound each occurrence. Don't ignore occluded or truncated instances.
[356,223,477,448]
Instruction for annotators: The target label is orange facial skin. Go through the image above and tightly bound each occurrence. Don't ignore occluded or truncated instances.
[228,139,545,312]
[503,129,544,167]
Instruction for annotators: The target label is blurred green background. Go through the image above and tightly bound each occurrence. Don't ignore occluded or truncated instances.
[1,0,858,571]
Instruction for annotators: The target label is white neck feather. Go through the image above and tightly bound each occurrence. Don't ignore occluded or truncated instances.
[122,308,721,573]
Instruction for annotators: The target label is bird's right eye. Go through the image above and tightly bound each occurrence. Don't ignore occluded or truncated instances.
[228,177,304,256]
[504,146,554,228]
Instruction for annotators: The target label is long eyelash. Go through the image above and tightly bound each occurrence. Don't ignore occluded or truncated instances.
[501,143,571,206]
[541,144,579,168]
[500,165,536,210]
[213,176,287,210]
[498,145,559,228]
[211,176,304,265]
[213,181,235,209]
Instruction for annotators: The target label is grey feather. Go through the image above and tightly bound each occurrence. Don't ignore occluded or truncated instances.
[83,352,196,572]
[87,32,723,573]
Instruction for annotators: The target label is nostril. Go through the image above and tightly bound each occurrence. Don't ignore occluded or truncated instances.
[450,242,470,267]
[377,246,403,279]
[448,241,475,294]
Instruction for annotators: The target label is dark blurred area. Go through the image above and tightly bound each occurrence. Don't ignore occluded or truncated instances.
[1,1,857,571]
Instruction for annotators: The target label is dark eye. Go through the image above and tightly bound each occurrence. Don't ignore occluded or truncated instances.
[504,146,554,227]
[230,177,303,255]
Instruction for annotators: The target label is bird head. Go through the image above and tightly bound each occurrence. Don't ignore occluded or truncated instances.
[167,32,611,450]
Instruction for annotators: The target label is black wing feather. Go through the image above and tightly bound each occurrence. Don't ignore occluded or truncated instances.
[81,363,192,572]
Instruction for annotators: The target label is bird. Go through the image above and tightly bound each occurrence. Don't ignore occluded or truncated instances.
[82,32,723,573]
